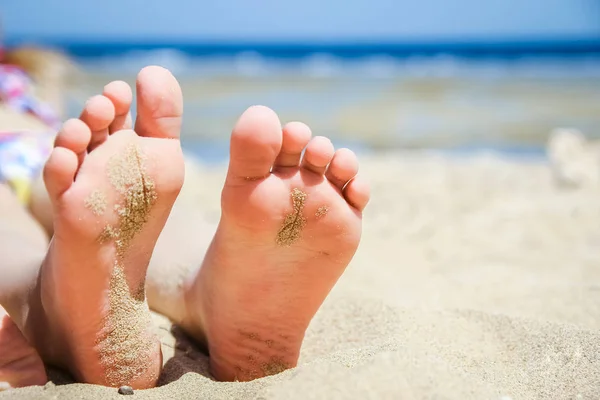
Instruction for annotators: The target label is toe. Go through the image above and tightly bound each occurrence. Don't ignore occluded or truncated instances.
[325,148,359,190]
[227,105,282,181]
[54,119,92,167]
[343,174,370,211]
[300,136,335,175]
[273,122,312,169]
[80,95,115,152]
[134,66,183,139]
[43,147,79,200]
[103,80,133,134]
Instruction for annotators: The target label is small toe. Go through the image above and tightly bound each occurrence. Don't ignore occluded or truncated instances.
[273,122,312,169]
[301,136,335,175]
[43,147,79,200]
[325,148,359,190]
[54,119,92,166]
[80,95,115,152]
[227,105,282,182]
[134,66,183,139]
[343,175,370,211]
[103,80,133,133]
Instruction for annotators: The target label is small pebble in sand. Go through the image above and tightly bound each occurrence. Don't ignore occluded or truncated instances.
[118,385,134,395]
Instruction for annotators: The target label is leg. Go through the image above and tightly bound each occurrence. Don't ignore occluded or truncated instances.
[145,201,216,326]
[0,183,48,319]
[7,66,184,389]
[0,305,46,390]
[179,107,370,381]
[0,185,48,390]
[28,176,53,237]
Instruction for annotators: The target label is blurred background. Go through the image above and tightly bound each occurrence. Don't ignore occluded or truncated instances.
[2,0,600,161]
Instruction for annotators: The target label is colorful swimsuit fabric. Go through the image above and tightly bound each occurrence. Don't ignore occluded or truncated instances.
[0,64,60,203]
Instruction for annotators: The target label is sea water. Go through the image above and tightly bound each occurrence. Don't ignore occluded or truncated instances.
[69,51,600,162]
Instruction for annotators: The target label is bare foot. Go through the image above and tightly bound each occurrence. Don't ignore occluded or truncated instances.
[182,106,370,381]
[0,306,47,390]
[26,66,184,388]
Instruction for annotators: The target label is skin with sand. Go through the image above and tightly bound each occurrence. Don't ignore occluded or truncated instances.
[94,143,159,385]
[0,67,370,388]
[180,107,369,381]
[0,66,185,389]
[276,188,308,246]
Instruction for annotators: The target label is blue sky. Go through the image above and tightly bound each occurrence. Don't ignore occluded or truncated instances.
[2,0,599,43]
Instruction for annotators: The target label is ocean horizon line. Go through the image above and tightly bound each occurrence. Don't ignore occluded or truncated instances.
[7,37,600,58]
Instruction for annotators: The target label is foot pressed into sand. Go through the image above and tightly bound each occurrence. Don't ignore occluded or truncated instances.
[20,66,184,388]
[181,107,370,381]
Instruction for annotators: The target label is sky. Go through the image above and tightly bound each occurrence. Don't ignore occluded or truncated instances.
[1,0,599,44]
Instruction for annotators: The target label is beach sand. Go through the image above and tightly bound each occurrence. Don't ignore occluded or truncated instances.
[3,144,600,399]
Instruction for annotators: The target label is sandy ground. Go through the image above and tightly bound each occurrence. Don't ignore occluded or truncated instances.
[3,141,600,399]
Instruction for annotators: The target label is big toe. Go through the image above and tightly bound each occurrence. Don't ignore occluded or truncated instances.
[227,105,282,182]
[134,66,183,139]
